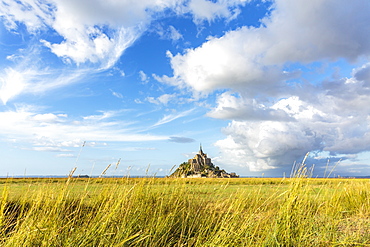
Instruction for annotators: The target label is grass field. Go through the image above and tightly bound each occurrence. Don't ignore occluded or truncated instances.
[0,172,369,246]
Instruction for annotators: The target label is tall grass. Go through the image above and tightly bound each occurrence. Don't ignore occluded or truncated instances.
[0,173,369,246]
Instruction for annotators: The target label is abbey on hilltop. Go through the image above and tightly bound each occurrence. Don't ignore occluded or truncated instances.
[169,145,239,178]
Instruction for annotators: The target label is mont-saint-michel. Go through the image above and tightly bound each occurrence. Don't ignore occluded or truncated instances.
[170,145,239,178]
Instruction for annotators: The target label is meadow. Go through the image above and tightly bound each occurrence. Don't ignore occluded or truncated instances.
[0,172,369,246]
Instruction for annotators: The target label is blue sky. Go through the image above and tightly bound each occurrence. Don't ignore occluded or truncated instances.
[1,0,370,177]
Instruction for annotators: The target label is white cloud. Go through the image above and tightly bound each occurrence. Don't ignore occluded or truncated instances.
[0,68,28,105]
[32,113,66,123]
[0,43,87,104]
[3,0,370,175]
[153,0,370,172]
[134,99,143,104]
[167,25,183,41]
[56,153,75,158]
[157,94,176,104]
[188,0,248,24]
[1,0,158,66]
[163,0,370,94]
[110,90,124,99]
[1,0,250,68]
[0,0,250,104]
[146,93,177,105]
[154,24,183,41]
[152,108,195,127]
[215,118,321,172]
[0,106,168,153]
[162,28,287,93]
[0,1,153,104]
[0,65,86,104]
[82,110,121,121]
[214,71,370,172]
[32,146,70,152]
[0,0,52,32]
[41,27,139,69]
[139,71,150,83]
[207,92,293,121]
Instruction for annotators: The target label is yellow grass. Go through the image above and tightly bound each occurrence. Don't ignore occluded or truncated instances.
[0,175,369,246]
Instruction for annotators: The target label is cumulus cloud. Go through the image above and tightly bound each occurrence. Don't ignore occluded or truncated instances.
[262,0,370,63]
[163,0,370,94]
[207,92,293,121]
[157,0,370,172]
[214,73,370,172]
[353,63,370,87]
[215,120,322,171]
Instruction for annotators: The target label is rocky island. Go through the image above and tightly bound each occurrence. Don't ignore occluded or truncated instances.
[170,145,239,178]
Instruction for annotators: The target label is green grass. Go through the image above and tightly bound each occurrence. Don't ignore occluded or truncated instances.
[0,175,369,246]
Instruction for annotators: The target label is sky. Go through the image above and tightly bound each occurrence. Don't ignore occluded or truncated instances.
[1,0,370,177]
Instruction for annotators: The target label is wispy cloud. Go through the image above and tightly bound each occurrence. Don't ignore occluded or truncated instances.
[139,71,149,83]
[31,146,71,152]
[0,106,168,152]
[146,93,177,105]
[56,153,75,158]
[0,63,87,105]
[152,108,195,127]
[110,89,124,99]
[0,0,249,105]
[153,24,183,42]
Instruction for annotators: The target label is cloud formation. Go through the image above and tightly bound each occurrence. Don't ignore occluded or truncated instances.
[1,0,159,66]
[1,0,247,67]
[164,0,370,94]
[188,0,247,24]
[146,94,177,105]
[0,0,248,104]
[152,108,195,127]
[161,0,370,172]
[2,0,370,175]
[0,106,168,153]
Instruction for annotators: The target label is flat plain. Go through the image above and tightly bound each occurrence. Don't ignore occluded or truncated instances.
[0,175,369,246]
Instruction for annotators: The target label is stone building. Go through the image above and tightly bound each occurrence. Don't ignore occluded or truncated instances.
[188,145,212,172]
[169,145,239,178]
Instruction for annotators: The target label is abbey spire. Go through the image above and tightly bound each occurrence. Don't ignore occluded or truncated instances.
[199,143,204,155]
